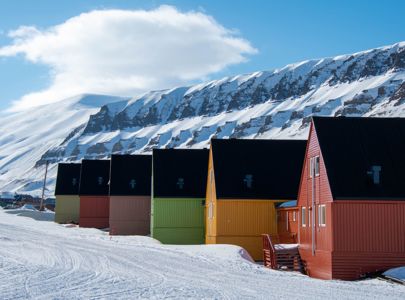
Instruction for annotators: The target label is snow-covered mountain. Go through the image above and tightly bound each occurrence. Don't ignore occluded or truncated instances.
[1,42,405,196]
[0,94,130,196]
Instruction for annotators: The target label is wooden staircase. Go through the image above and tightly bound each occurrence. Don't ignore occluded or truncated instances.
[262,234,304,272]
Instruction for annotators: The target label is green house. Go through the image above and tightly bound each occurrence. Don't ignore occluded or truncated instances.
[151,149,209,244]
[54,163,81,224]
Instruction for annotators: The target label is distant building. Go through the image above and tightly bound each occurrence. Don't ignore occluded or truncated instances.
[276,200,299,243]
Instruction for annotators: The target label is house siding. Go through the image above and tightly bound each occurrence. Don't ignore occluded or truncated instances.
[151,197,205,244]
[54,195,80,224]
[109,196,151,235]
[277,207,299,243]
[331,200,405,279]
[79,196,110,229]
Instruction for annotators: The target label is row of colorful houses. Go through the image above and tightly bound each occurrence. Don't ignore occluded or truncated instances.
[54,150,209,243]
[54,116,405,280]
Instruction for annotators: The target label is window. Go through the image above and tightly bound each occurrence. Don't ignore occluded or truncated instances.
[309,156,320,178]
[318,205,326,227]
[367,165,382,185]
[315,156,320,176]
[286,211,289,231]
[308,206,311,227]
[208,202,213,219]
[129,179,136,189]
[177,177,185,189]
[292,211,296,222]
[243,174,253,188]
[301,207,306,227]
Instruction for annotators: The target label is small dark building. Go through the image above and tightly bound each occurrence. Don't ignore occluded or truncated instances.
[276,201,299,243]
[109,154,152,235]
[79,159,110,229]
[54,163,81,224]
[151,149,209,244]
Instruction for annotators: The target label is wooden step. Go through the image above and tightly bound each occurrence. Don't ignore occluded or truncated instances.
[262,234,304,273]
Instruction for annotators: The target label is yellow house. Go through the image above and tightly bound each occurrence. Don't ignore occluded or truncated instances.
[206,139,306,260]
[54,163,81,224]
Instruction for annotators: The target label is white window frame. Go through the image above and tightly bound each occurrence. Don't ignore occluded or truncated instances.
[308,206,311,227]
[301,207,306,227]
[309,158,314,178]
[318,204,326,227]
[315,156,320,176]
[208,202,214,219]
[309,156,320,178]
[293,211,296,222]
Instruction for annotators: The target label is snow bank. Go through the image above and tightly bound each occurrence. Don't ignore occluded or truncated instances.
[5,207,55,222]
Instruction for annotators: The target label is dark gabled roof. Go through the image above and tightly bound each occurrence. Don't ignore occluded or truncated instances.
[313,116,405,200]
[54,163,81,195]
[152,149,209,198]
[211,139,306,200]
[109,154,152,196]
[79,159,110,196]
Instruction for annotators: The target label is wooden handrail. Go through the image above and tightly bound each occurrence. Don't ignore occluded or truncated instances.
[262,234,277,269]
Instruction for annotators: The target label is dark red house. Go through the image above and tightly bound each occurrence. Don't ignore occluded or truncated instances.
[79,159,110,229]
[298,116,405,280]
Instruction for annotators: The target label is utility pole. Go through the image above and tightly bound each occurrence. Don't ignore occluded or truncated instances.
[39,161,49,211]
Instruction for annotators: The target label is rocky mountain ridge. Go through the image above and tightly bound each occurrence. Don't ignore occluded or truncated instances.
[1,41,405,195]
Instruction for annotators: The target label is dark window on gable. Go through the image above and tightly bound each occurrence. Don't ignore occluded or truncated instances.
[367,165,382,185]
[177,177,185,190]
[129,179,136,189]
[97,176,103,185]
[243,174,253,189]
[72,178,77,187]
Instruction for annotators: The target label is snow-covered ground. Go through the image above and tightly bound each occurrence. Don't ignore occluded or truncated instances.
[0,208,404,299]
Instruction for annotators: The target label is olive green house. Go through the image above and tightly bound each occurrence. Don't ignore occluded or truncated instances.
[151,149,209,244]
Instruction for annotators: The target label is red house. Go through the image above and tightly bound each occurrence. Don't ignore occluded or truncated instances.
[79,159,110,229]
[298,116,405,280]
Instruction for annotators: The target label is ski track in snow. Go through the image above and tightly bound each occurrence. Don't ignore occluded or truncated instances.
[0,209,404,299]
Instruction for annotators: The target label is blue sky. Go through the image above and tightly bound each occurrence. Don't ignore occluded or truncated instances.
[0,0,404,111]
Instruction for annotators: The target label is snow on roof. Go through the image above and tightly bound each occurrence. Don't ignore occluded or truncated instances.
[383,266,405,282]
[278,200,297,208]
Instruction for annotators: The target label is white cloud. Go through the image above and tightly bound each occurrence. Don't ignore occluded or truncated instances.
[0,6,257,111]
